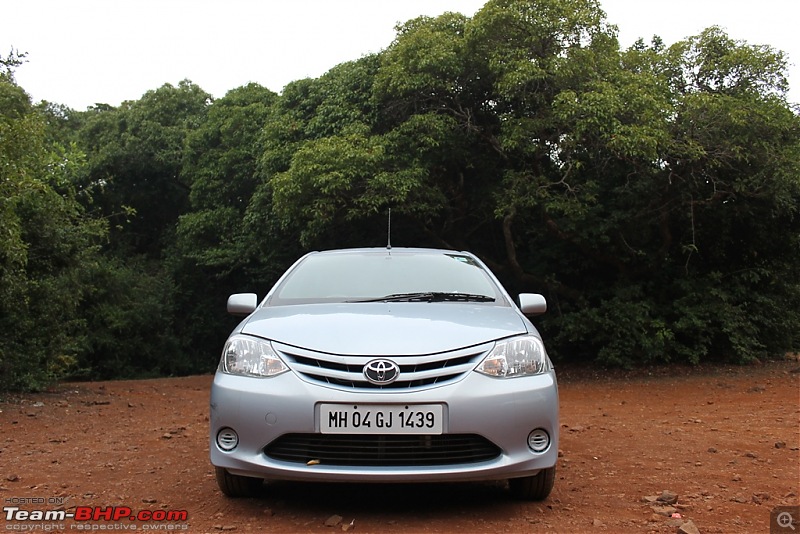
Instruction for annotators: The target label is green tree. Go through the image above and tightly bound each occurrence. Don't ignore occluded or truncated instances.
[258,55,393,248]
[0,54,107,390]
[64,81,217,378]
[178,83,277,273]
[173,83,282,363]
[77,254,184,379]
[261,0,799,365]
[5,0,796,388]
[528,27,800,365]
[77,80,210,256]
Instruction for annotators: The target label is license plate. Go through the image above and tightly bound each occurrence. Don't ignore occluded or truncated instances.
[319,404,443,435]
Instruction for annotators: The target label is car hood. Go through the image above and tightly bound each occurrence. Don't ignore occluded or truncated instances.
[238,303,530,355]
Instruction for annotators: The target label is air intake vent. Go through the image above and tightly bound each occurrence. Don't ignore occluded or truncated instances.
[265,433,501,466]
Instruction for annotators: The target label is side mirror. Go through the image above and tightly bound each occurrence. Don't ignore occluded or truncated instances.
[518,293,547,316]
[227,293,258,317]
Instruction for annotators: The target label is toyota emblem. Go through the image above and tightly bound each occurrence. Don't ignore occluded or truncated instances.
[363,359,400,385]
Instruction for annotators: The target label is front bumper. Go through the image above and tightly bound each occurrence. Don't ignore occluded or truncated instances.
[209,369,559,483]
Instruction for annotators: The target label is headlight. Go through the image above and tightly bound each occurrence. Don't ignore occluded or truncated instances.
[475,335,548,378]
[220,335,288,378]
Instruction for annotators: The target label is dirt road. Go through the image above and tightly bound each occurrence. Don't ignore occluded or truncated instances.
[1,362,798,533]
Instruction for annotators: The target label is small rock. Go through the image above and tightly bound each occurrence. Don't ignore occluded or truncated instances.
[651,505,678,516]
[732,474,742,481]
[341,519,355,532]
[142,498,157,504]
[679,520,701,534]
[592,518,604,527]
[775,441,786,449]
[33,402,45,407]
[161,434,172,440]
[744,452,757,458]
[707,447,717,453]
[6,474,19,482]
[658,490,679,505]
[324,515,343,527]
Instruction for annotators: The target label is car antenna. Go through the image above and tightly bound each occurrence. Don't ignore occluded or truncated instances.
[386,208,392,251]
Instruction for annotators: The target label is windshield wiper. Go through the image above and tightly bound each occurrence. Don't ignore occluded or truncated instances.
[349,292,496,303]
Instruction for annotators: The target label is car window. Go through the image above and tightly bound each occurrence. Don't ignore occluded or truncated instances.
[268,251,504,305]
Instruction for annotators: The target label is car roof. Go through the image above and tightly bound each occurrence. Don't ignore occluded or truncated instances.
[307,247,470,256]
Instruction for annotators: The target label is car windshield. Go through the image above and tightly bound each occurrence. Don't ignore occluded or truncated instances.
[268,250,504,306]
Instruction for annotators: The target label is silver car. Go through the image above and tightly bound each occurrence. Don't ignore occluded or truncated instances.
[209,248,559,500]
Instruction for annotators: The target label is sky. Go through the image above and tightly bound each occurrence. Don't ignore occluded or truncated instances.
[2,0,798,110]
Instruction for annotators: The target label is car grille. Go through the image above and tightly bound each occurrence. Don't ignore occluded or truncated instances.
[265,434,501,466]
[273,342,493,391]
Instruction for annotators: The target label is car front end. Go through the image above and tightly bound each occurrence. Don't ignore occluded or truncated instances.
[210,248,559,500]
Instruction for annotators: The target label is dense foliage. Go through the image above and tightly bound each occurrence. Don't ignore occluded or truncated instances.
[1,0,798,391]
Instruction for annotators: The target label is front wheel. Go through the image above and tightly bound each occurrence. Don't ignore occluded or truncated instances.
[508,466,556,501]
[215,467,263,498]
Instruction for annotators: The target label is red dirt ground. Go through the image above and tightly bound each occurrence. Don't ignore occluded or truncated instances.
[1,360,798,533]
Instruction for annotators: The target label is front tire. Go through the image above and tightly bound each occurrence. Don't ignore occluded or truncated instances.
[215,467,263,497]
[508,466,555,501]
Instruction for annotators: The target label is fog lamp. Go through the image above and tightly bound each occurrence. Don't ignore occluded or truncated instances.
[217,428,239,451]
[527,429,550,452]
